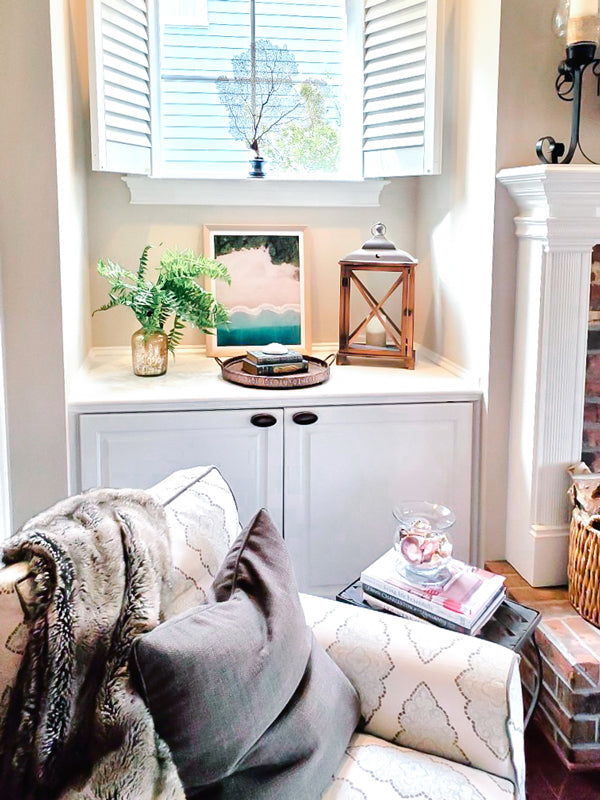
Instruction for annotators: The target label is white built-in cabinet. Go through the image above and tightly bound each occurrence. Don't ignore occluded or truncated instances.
[283,403,474,595]
[79,409,285,530]
[76,394,476,596]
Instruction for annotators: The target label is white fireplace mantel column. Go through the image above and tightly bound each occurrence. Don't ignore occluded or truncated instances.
[498,165,600,587]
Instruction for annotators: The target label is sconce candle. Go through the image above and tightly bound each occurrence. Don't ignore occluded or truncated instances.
[567,0,600,46]
[570,0,598,18]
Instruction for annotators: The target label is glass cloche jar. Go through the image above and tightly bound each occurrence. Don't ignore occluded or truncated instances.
[393,502,455,583]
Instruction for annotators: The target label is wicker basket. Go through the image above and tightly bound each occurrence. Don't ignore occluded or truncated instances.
[568,506,600,627]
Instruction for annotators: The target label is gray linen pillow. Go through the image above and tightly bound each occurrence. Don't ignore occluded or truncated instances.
[130,508,360,800]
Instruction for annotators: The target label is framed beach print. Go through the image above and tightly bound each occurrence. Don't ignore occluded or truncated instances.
[204,225,311,357]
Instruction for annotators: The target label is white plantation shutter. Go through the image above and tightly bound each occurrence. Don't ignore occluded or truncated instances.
[363,0,443,178]
[88,0,153,173]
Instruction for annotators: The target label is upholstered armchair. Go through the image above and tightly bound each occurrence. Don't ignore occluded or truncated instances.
[0,467,524,799]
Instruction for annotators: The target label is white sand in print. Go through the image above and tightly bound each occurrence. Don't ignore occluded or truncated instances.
[216,246,301,312]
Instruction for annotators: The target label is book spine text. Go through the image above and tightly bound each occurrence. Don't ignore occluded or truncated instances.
[361,575,475,626]
[363,585,472,634]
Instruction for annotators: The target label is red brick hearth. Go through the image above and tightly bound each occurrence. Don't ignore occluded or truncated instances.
[487,561,600,771]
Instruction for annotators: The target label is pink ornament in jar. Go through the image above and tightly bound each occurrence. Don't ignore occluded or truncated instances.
[393,502,455,584]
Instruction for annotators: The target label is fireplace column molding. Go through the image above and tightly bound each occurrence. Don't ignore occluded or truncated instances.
[498,165,600,586]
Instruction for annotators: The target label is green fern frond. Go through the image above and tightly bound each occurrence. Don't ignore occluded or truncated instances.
[97,258,137,285]
[94,246,230,354]
[92,296,126,316]
[167,316,186,354]
[137,245,153,285]
[159,249,231,285]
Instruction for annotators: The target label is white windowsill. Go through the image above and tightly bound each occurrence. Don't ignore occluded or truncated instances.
[122,175,389,207]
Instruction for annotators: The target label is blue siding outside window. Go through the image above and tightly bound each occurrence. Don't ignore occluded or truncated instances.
[160,0,345,175]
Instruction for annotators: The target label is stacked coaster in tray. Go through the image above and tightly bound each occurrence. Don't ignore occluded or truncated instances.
[241,344,308,376]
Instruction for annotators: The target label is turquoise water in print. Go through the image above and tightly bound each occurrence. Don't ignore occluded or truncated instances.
[217,309,301,347]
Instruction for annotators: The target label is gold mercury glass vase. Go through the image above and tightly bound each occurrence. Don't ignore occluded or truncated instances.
[131,328,168,376]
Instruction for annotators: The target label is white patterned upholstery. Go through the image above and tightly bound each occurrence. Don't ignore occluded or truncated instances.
[322,733,516,799]
[302,594,524,800]
[149,466,242,615]
[0,467,525,800]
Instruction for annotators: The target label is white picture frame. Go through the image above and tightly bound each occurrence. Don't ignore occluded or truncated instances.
[204,225,311,357]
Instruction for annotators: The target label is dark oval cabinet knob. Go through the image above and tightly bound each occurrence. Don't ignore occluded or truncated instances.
[292,411,318,426]
[250,413,277,428]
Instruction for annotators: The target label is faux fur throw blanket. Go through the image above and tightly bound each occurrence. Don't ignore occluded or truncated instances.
[0,489,185,800]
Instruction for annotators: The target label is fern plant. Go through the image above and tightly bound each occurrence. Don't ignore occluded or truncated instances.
[93,245,230,353]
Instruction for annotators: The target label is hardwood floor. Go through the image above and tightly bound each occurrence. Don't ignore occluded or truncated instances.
[526,723,600,799]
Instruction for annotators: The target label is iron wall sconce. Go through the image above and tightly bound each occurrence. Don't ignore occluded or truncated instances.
[537,1,600,164]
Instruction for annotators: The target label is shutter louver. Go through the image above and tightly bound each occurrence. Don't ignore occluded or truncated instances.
[363,0,443,178]
[88,0,152,173]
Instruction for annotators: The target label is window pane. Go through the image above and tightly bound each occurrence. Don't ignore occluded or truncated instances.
[159,0,346,177]
[160,0,252,176]
[162,0,209,26]
[255,0,344,175]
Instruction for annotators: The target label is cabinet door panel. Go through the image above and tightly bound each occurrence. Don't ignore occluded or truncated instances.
[284,403,474,596]
[78,409,283,529]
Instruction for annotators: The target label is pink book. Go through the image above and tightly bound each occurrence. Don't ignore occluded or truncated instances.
[361,550,505,618]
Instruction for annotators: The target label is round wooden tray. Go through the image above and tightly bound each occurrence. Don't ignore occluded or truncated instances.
[216,354,335,390]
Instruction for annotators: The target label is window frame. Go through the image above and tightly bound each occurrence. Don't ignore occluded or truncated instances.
[88,0,443,205]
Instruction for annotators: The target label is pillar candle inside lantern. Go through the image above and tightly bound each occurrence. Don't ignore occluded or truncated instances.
[366,316,386,347]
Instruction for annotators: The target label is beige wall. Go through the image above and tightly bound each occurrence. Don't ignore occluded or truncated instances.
[415,0,502,379]
[496,0,600,170]
[415,0,504,562]
[87,175,418,348]
[0,0,69,528]
[52,0,92,386]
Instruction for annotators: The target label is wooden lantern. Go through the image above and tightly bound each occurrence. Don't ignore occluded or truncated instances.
[337,223,417,368]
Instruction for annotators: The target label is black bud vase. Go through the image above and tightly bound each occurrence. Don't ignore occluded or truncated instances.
[249,156,265,178]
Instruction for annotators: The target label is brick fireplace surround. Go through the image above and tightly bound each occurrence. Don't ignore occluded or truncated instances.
[488,561,600,771]
[583,246,600,471]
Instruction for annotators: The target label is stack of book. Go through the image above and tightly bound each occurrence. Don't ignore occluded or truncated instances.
[241,348,308,376]
[360,549,506,635]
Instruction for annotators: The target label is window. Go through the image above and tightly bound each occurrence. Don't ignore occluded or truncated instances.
[159,0,350,177]
[88,0,443,182]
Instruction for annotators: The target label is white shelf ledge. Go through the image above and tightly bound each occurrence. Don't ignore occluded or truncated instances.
[122,175,389,207]
[68,345,481,414]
